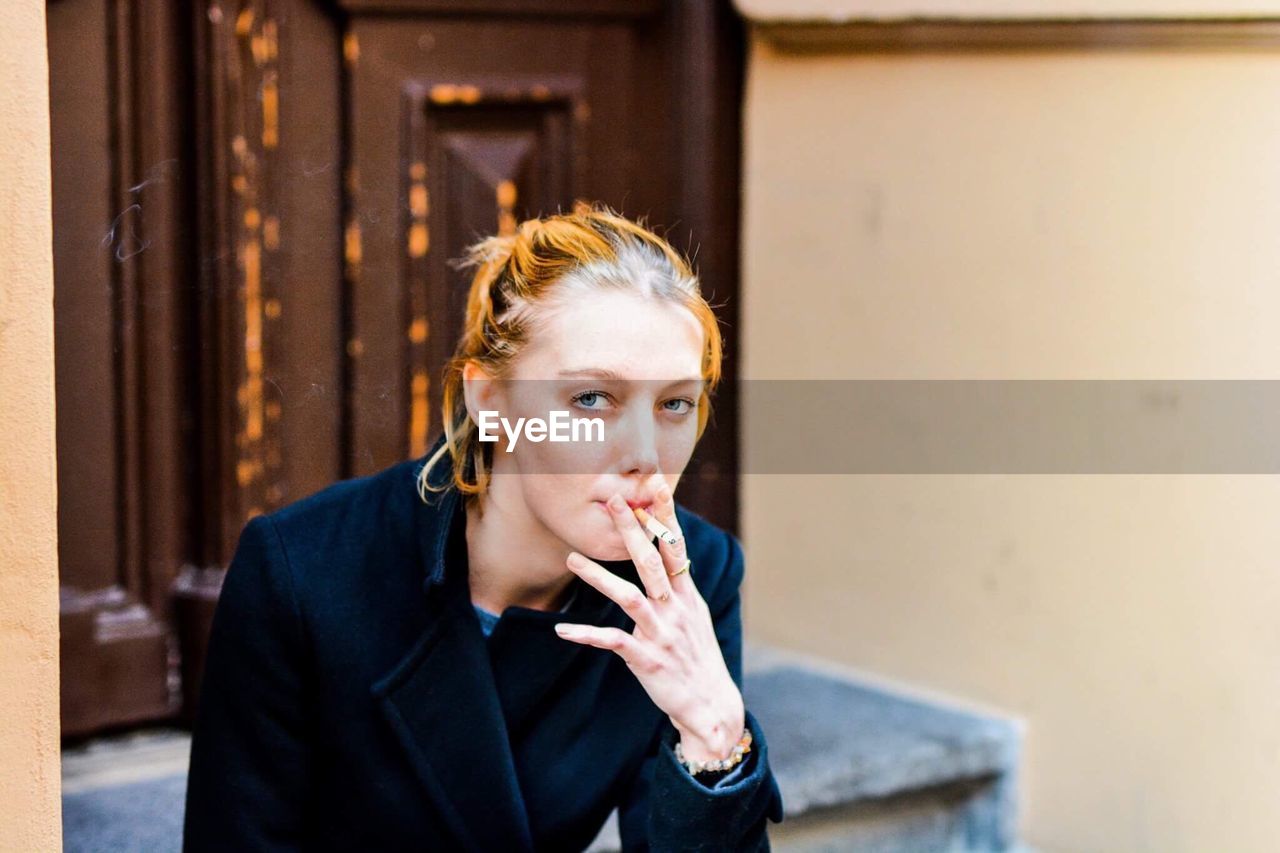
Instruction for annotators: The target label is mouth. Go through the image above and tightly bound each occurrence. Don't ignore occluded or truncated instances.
[594,498,654,514]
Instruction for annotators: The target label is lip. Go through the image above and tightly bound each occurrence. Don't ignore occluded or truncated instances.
[594,498,654,513]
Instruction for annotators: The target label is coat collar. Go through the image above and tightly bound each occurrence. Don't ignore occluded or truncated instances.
[371,435,641,851]
[412,436,462,594]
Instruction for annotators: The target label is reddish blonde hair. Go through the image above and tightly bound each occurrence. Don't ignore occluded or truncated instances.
[417,202,723,503]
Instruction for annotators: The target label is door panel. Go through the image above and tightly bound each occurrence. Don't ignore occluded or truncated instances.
[408,85,587,451]
[49,0,192,736]
[345,16,638,471]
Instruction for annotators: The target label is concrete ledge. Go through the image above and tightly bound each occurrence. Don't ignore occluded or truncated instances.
[63,650,1025,852]
[747,665,1020,819]
[587,646,1025,851]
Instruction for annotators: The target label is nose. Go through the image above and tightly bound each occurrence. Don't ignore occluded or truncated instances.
[615,408,660,477]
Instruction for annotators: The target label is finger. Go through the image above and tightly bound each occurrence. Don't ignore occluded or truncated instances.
[648,479,694,595]
[604,494,675,604]
[642,474,686,548]
[553,623,657,670]
[565,551,664,636]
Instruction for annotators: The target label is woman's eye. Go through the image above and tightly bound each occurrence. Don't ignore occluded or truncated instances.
[663,398,696,415]
[571,390,611,410]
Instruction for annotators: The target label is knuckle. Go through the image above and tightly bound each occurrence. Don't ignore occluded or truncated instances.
[621,588,646,610]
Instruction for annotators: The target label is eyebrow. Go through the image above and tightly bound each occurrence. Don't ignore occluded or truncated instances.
[556,368,702,385]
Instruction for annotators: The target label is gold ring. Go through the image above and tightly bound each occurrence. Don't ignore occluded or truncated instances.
[667,559,691,578]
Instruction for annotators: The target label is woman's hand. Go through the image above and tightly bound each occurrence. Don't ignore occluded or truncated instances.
[554,476,746,763]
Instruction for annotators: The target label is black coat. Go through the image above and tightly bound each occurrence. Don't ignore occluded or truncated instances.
[182,440,785,851]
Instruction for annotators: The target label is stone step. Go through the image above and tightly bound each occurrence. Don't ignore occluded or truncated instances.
[588,645,1024,852]
[753,661,1022,852]
[62,647,1025,852]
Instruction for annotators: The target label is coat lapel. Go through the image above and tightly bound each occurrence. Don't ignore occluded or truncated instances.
[371,439,650,850]
[371,573,534,853]
[370,449,534,853]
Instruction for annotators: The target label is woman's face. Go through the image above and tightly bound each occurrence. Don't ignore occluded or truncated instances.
[466,289,706,562]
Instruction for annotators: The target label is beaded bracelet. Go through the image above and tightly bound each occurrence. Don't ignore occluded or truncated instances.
[673,727,752,776]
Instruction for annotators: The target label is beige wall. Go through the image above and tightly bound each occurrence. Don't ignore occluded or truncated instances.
[739,30,1280,853]
[0,0,62,849]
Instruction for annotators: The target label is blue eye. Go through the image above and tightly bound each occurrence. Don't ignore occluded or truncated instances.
[571,390,611,410]
[663,398,696,415]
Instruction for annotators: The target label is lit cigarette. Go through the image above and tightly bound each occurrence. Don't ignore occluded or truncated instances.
[633,506,681,548]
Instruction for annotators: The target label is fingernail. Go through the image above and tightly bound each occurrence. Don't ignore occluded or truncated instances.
[554,623,573,635]
[658,484,672,503]
[567,552,582,569]
[607,494,625,511]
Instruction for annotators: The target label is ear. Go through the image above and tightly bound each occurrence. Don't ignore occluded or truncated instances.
[461,360,498,424]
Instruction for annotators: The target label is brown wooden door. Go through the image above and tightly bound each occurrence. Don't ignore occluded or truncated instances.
[49,0,194,737]
[49,0,745,737]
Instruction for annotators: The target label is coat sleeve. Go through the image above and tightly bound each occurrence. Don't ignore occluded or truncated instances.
[182,515,313,852]
[616,529,786,852]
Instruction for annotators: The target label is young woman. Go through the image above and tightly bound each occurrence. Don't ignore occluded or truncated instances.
[182,205,785,851]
